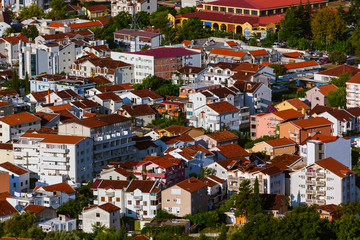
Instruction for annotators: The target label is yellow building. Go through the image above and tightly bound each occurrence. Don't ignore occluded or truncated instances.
[172,0,328,38]
[84,5,109,19]
[275,98,311,115]
[251,138,296,159]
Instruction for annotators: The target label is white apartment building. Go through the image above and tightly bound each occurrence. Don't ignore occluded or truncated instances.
[290,157,357,206]
[81,203,121,233]
[58,114,135,174]
[119,89,163,105]
[91,92,123,114]
[299,134,351,169]
[318,109,355,136]
[188,101,240,131]
[114,29,163,52]
[13,132,93,184]
[171,66,206,85]
[0,162,30,195]
[111,0,157,16]
[0,112,41,143]
[346,72,360,108]
[91,179,162,219]
[19,39,76,78]
[0,36,27,65]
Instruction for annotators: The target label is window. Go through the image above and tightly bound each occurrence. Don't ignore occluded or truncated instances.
[228,8,234,13]
[108,197,113,202]
[96,213,100,217]
[220,7,226,12]
[144,210,148,215]
[143,201,147,206]
[21,182,23,187]
[128,200,132,205]
[236,8,242,13]
[11,174,14,179]
[13,183,16,187]
[244,9,250,14]
[213,6,218,11]
[116,198,120,202]
[251,10,257,15]
[101,197,105,201]
[166,199,171,202]
[128,209,132,214]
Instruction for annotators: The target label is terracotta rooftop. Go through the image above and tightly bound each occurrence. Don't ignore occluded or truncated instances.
[75,114,130,128]
[260,165,283,176]
[86,4,108,12]
[34,182,75,194]
[84,203,120,213]
[95,83,133,93]
[316,204,338,214]
[140,155,184,169]
[286,98,310,109]
[289,117,333,129]
[233,80,262,93]
[164,125,191,135]
[0,162,28,175]
[72,99,99,109]
[21,132,86,144]
[309,105,335,116]
[346,107,360,117]
[207,101,239,114]
[68,20,103,29]
[210,48,246,58]
[34,112,58,126]
[115,29,162,38]
[206,130,238,142]
[272,109,304,120]
[260,194,286,211]
[48,104,74,112]
[216,143,249,158]
[131,89,162,99]
[270,154,302,167]
[317,65,360,77]
[23,205,48,215]
[176,177,207,193]
[316,157,354,178]
[176,66,205,74]
[0,200,17,217]
[317,84,337,95]
[120,104,155,117]
[263,137,295,147]
[127,47,199,59]
[325,109,354,121]
[305,134,339,143]
[0,143,13,150]
[284,60,319,70]
[249,49,268,56]
[125,180,157,193]
[282,52,303,58]
[0,90,18,97]
[0,112,40,126]
[96,92,122,101]
[92,179,130,190]
[163,134,194,144]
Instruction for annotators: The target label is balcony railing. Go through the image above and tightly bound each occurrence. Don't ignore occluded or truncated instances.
[305,172,316,176]
[306,189,314,194]
[316,190,325,195]
[306,180,316,185]
[316,199,326,205]
[305,199,313,203]
[316,172,325,178]
[316,181,326,186]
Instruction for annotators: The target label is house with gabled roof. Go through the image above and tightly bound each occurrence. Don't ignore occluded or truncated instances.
[161,177,208,217]
[279,117,333,145]
[172,66,206,85]
[86,83,133,97]
[195,130,238,149]
[290,157,357,206]
[81,203,121,233]
[206,158,251,180]
[118,104,156,127]
[299,134,351,169]
[282,60,321,81]
[46,89,82,105]
[248,49,270,64]
[305,84,337,108]
[318,109,355,136]
[346,72,360,108]
[120,89,163,105]
[315,65,360,84]
[213,143,249,160]
[201,175,227,209]
[275,98,310,115]
[0,162,29,195]
[0,199,18,221]
[71,99,100,118]
[22,205,57,222]
[157,134,196,150]
[251,137,296,159]
[208,49,249,64]
[91,92,123,114]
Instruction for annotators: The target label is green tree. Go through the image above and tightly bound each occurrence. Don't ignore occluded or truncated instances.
[279,6,303,42]
[45,231,80,240]
[248,177,262,217]
[156,83,179,96]
[154,210,176,219]
[47,0,67,20]
[177,17,209,41]
[248,33,258,46]
[11,70,19,93]
[335,214,360,239]
[20,25,39,40]
[327,87,346,108]
[3,212,45,239]
[178,7,196,14]
[328,50,347,65]
[234,180,252,218]
[330,72,351,88]
[149,11,176,44]
[311,8,347,45]
[217,224,228,240]
[78,181,94,199]
[24,72,30,95]
[18,3,44,19]
[136,11,150,28]
[156,6,177,15]
[57,195,90,218]
[261,33,276,48]
[114,11,132,28]
[268,64,287,80]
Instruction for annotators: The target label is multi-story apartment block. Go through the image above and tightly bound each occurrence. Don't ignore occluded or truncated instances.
[111,47,201,83]
[0,35,29,65]
[250,109,304,140]
[299,134,351,169]
[290,157,357,206]
[195,130,238,149]
[70,57,133,84]
[279,117,333,145]
[111,0,157,16]
[114,29,163,52]
[318,109,355,136]
[58,114,135,174]
[91,179,162,219]
[162,177,208,217]
[201,175,227,209]
[0,112,41,143]
[91,92,123,114]
[0,162,29,195]
[13,132,93,184]
[346,72,360,108]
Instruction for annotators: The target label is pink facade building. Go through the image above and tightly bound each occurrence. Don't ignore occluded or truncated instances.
[250,109,304,140]
[135,155,186,187]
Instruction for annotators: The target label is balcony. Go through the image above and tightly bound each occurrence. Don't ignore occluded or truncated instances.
[316,181,325,186]
[42,164,69,171]
[316,172,325,178]
[305,172,316,177]
[134,195,142,200]
[228,185,238,191]
[105,192,115,197]
[134,204,142,209]
[316,199,326,205]
[306,180,316,185]
[306,189,314,194]
[316,190,325,195]
[305,199,313,203]
[43,148,69,154]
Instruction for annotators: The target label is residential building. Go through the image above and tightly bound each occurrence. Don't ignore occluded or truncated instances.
[282,61,321,81]
[155,125,192,138]
[0,200,18,221]
[58,114,135,174]
[81,203,121,233]
[201,175,227,209]
[260,194,288,217]
[157,134,196,150]
[0,162,29,195]
[318,109,354,136]
[118,104,156,127]
[13,132,93,184]
[248,49,270,64]
[0,143,13,164]
[346,72,360,108]
[91,92,123,114]
[316,204,341,221]
[22,205,57,222]
[251,138,296,159]
[179,83,221,98]
[71,99,100,118]
[162,177,208,217]
[315,65,360,84]
[206,158,250,180]
[188,101,240,131]
[299,134,351,169]
[114,29,163,52]
[84,45,111,58]
[305,84,338,108]
[0,35,29,65]
[39,214,77,232]
[0,112,41,143]
[171,66,206,85]
[70,57,133,84]
[275,98,311,115]
[279,117,333,145]
[0,102,14,116]
[195,130,238,149]
[111,47,201,83]
[84,5,109,18]
[155,101,184,117]
[290,157,357,206]
[120,89,163,105]
[280,52,305,64]
[250,109,305,140]
[207,49,248,64]
[86,83,133,97]
[111,0,157,16]
[133,136,161,160]
[135,155,186,187]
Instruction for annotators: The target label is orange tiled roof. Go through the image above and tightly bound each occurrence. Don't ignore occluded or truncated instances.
[68,21,102,29]
[0,200,17,217]
[316,157,354,178]
[0,162,28,175]
[289,117,333,129]
[48,22,65,28]
[249,49,268,56]
[207,101,239,114]
[216,143,249,158]
[86,4,108,12]
[282,52,302,58]
[226,41,237,47]
[182,40,191,46]
[206,130,238,142]
[34,182,75,194]
[0,112,40,126]
[286,98,310,109]
[306,134,338,143]
[21,132,86,144]
[272,109,304,120]
[210,48,246,58]
[125,180,157,193]
[263,137,295,147]
[284,60,318,70]
[163,134,194,144]
[317,65,360,77]
[347,72,360,84]
[120,104,155,117]
[317,84,337,95]
[48,104,73,112]
[23,205,48,214]
[176,177,207,193]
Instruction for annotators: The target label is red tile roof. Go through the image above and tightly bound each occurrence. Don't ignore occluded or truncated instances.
[176,177,207,193]
[21,132,86,144]
[263,137,295,147]
[163,134,194,144]
[306,134,338,143]
[317,65,360,77]
[126,180,157,193]
[75,114,130,128]
[286,98,310,109]
[86,4,108,12]
[0,143,12,150]
[347,72,360,84]
[216,143,249,158]
[272,109,304,120]
[316,157,354,178]
[210,48,246,58]
[96,92,122,101]
[29,90,54,102]
[317,84,337,95]
[206,130,238,142]
[23,205,48,215]
[0,200,17,217]
[0,90,18,97]
[93,179,130,190]
[115,29,162,38]
[176,66,205,74]
[284,60,319,70]
[72,99,99,109]
[96,83,133,93]
[207,101,239,114]
[325,109,354,121]
[0,112,40,126]
[120,104,155,117]
[84,203,120,213]
[128,47,199,59]
[282,52,303,58]
[141,155,184,169]
[131,89,162,99]
[48,22,65,28]
[48,104,73,112]
[182,40,192,46]
[289,117,333,129]
[164,125,191,135]
[68,21,103,29]
[249,49,268,56]
[226,41,237,47]
[270,154,302,167]
[34,182,75,194]
[0,162,28,175]
[0,192,12,201]
[201,0,325,9]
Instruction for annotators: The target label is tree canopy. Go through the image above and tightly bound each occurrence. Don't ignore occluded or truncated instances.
[327,87,346,108]
[330,72,352,88]
[177,17,210,41]
[18,3,44,19]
